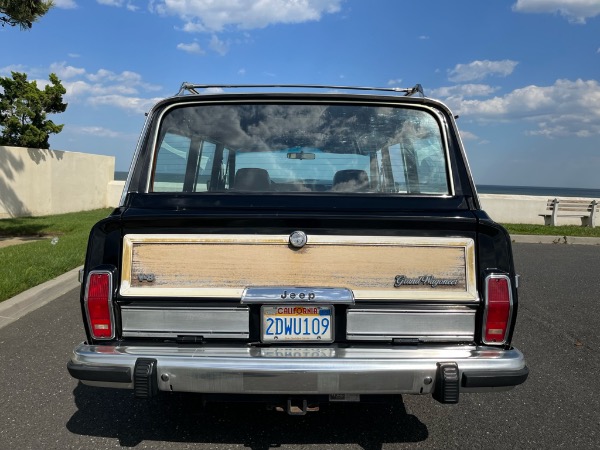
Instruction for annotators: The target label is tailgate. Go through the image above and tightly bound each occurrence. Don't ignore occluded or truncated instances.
[117,231,479,343]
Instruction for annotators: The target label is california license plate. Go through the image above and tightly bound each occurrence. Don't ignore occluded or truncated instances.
[261,305,333,342]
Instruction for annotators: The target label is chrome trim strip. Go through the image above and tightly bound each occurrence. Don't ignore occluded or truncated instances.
[346,306,475,342]
[120,111,153,206]
[450,112,479,206]
[121,306,249,339]
[242,287,354,304]
[70,343,527,395]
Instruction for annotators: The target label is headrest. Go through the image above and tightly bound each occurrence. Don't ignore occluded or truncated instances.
[332,169,369,192]
[233,168,271,191]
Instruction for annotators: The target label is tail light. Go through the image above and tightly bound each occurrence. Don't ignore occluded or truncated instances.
[84,271,115,340]
[482,274,513,345]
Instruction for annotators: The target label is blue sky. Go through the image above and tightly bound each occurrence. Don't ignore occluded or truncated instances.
[1,0,599,188]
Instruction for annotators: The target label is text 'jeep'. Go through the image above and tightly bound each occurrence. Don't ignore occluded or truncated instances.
[68,84,528,412]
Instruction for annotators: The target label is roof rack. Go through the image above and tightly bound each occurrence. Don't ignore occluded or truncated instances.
[176,83,425,98]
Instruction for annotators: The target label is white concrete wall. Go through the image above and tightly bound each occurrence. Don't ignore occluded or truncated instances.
[0,146,115,219]
[1,147,594,226]
[479,194,548,224]
[479,194,596,225]
[107,180,125,209]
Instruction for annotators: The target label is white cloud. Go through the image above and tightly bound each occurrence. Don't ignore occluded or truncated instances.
[181,21,207,33]
[430,84,499,99]
[5,63,165,115]
[512,0,600,24]
[177,42,205,54]
[458,130,479,141]
[442,79,600,138]
[72,126,128,139]
[88,94,163,114]
[0,64,27,75]
[151,0,343,33]
[448,60,519,82]
[53,0,78,8]
[97,0,139,10]
[85,69,161,91]
[63,79,144,101]
[62,80,98,97]
[209,35,229,55]
[201,87,225,94]
[49,62,86,79]
[387,78,403,86]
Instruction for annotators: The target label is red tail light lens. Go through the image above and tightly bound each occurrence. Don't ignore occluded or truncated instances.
[85,271,114,340]
[483,274,513,345]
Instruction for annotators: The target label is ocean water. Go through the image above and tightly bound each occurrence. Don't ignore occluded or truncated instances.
[477,185,600,198]
[114,172,600,198]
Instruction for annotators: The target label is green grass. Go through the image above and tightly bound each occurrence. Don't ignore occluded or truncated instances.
[0,209,112,302]
[502,223,600,238]
[1,210,598,303]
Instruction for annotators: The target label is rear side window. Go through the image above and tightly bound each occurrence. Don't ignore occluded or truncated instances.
[153,133,190,192]
[151,103,450,195]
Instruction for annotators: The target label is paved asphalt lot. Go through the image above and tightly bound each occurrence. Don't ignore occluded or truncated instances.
[0,243,599,450]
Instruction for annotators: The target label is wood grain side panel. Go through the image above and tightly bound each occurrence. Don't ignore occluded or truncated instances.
[121,235,477,301]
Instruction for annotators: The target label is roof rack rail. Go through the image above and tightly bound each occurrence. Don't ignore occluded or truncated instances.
[176,83,425,98]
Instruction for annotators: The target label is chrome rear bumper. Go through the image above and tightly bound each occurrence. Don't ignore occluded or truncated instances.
[68,343,527,400]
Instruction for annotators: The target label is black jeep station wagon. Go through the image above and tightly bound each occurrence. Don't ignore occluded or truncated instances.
[68,83,528,413]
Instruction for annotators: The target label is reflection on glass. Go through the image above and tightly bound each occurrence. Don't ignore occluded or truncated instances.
[152,104,449,194]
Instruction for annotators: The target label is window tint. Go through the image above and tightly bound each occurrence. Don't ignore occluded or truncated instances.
[153,133,190,192]
[152,104,449,194]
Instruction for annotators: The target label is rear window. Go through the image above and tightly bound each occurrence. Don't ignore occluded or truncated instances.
[151,103,450,195]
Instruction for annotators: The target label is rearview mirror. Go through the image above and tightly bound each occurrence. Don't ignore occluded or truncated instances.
[287,151,315,160]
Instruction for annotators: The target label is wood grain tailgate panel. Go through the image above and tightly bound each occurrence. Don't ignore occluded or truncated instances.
[120,234,477,301]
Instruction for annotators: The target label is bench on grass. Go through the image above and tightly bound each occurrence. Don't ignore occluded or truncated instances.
[540,198,598,227]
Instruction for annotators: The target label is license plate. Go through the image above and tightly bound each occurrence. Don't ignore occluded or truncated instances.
[261,305,333,342]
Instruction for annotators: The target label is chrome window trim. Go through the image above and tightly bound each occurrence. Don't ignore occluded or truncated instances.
[450,112,480,206]
[143,99,456,197]
[119,112,154,206]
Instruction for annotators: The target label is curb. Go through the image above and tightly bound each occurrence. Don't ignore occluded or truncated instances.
[510,234,600,245]
[0,266,82,330]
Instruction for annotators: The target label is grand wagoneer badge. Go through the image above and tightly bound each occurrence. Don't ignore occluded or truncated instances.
[394,275,459,288]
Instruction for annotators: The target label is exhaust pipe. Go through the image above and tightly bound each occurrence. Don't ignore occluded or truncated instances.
[272,398,320,415]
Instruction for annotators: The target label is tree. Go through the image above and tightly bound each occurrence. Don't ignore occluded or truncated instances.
[0,72,67,149]
[0,0,53,29]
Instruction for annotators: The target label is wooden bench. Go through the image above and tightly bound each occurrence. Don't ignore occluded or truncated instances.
[540,198,598,227]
